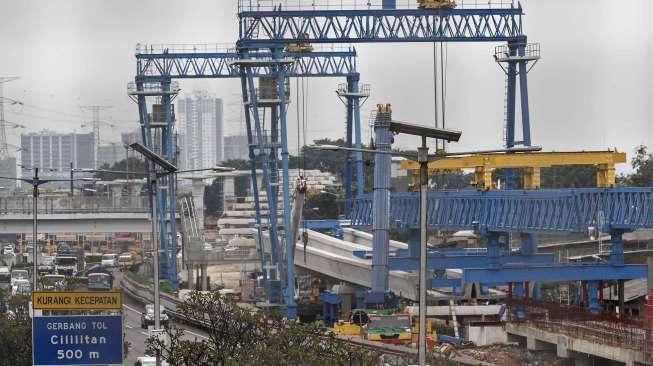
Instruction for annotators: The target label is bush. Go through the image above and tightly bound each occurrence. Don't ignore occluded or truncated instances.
[86,254,102,263]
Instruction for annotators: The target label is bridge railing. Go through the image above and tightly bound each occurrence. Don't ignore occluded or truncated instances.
[507,299,645,352]
[0,195,149,215]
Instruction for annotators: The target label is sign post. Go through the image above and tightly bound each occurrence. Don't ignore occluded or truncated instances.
[32,291,124,366]
[33,315,123,366]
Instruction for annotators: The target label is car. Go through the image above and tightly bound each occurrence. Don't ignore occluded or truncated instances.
[10,269,28,287]
[101,253,118,268]
[141,304,169,329]
[37,256,55,274]
[134,356,169,366]
[118,252,134,269]
[2,246,14,256]
[11,278,30,296]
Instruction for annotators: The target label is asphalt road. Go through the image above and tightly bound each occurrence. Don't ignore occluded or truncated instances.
[115,270,210,365]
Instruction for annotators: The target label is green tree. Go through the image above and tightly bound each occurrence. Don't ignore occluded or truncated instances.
[0,293,32,366]
[94,157,146,181]
[625,145,653,186]
[146,291,385,366]
[204,179,224,216]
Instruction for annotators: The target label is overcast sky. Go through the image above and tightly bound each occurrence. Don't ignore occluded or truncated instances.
[1,0,651,172]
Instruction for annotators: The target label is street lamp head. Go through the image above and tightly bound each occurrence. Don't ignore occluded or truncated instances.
[129,142,177,173]
[212,166,235,172]
[310,144,341,151]
[389,120,462,142]
[81,177,97,182]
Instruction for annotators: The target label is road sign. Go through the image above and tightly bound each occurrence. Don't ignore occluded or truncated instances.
[32,291,122,310]
[33,315,123,366]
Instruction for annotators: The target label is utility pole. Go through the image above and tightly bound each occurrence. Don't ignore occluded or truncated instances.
[0,77,19,160]
[80,105,112,169]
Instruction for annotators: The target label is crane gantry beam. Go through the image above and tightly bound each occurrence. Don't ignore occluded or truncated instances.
[238,6,525,47]
[136,46,358,80]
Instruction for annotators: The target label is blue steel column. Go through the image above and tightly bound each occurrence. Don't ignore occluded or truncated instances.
[244,67,282,303]
[238,63,269,299]
[610,230,625,266]
[519,232,540,300]
[370,105,392,298]
[163,80,178,290]
[408,228,420,258]
[344,82,354,209]
[588,281,600,313]
[158,80,171,285]
[350,74,364,197]
[275,55,297,318]
[517,42,532,146]
[505,43,518,189]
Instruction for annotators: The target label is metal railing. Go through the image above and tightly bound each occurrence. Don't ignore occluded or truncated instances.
[0,195,149,215]
[135,43,238,55]
[238,0,516,11]
[507,299,645,352]
[127,81,181,93]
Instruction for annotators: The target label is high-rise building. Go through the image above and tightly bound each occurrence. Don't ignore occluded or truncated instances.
[223,135,249,161]
[176,91,224,170]
[0,157,17,191]
[20,131,95,180]
[97,144,120,168]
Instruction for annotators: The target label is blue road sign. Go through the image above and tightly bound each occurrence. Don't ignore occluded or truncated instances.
[33,315,123,366]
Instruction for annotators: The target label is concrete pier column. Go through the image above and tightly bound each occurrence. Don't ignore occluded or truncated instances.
[223,176,235,201]
[187,263,194,290]
[190,177,206,231]
[200,263,208,291]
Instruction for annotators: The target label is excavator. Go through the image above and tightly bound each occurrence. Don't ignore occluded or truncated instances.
[417,0,457,9]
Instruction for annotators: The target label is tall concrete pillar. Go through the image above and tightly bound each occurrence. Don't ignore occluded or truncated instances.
[200,263,208,291]
[190,177,206,231]
[187,263,194,290]
[110,185,122,208]
[223,176,235,201]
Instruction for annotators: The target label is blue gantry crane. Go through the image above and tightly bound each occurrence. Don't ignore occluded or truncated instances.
[237,0,650,315]
[131,44,367,302]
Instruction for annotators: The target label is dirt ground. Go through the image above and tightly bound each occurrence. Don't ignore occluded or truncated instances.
[459,344,570,366]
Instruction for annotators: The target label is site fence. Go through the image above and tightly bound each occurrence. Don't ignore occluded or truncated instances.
[507,299,645,352]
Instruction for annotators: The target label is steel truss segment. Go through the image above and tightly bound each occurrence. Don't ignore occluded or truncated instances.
[463,264,648,283]
[136,50,358,79]
[238,7,525,44]
[389,253,554,270]
[347,188,653,233]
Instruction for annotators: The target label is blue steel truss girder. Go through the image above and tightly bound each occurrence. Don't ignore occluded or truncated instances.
[238,7,525,46]
[347,188,653,233]
[136,50,358,80]
[463,264,648,283]
[389,253,554,271]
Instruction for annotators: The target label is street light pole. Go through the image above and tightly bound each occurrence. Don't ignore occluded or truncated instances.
[32,167,39,290]
[418,137,428,366]
[150,171,160,332]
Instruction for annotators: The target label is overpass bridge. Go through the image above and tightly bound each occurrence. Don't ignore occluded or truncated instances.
[0,195,153,233]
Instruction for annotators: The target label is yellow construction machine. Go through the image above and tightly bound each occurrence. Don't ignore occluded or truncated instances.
[417,0,457,10]
[286,33,314,53]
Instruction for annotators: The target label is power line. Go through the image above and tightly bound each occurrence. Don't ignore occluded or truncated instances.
[0,77,21,160]
[80,105,112,169]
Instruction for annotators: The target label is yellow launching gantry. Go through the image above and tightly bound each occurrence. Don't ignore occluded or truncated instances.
[401,150,626,190]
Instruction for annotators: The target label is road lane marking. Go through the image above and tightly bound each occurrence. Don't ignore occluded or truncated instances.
[140,331,149,336]
[123,304,142,314]
[184,330,208,339]
[125,324,133,329]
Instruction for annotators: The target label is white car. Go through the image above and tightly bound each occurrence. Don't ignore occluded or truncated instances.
[134,356,169,366]
[141,304,169,328]
[11,278,30,296]
[101,253,118,267]
[10,269,28,287]
[2,246,14,256]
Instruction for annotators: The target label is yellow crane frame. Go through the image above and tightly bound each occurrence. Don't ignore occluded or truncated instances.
[400,150,626,190]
